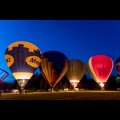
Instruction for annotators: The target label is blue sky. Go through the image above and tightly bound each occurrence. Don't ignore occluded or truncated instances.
[0,20,120,83]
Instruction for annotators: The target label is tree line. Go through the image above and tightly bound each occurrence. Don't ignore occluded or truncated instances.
[1,73,120,92]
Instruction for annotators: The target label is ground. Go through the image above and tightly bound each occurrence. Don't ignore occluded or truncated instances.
[0,90,120,100]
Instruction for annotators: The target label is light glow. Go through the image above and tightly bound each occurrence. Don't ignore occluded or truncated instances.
[98,82,104,88]
[13,72,33,79]
[70,79,79,88]
[17,79,28,89]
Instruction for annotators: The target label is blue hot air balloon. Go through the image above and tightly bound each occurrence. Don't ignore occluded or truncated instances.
[5,41,42,92]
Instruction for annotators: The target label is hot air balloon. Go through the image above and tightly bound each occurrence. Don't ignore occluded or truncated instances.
[40,51,68,92]
[87,55,113,90]
[0,68,9,83]
[115,57,120,75]
[65,59,86,90]
[5,41,42,93]
[0,68,9,96]
[115,57,120,89]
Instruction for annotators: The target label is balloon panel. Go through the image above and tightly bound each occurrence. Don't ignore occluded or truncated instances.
[40,51,68,87]
[42,51,67,75]
[87,55,113,83]
[66,60,86,80]
[0,69,9,83]
[5,41,42,80]
[86,62,97,82]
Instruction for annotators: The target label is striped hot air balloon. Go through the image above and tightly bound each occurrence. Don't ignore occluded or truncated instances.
[5,41,42,92]
[65,59,86,90]
[40,51,68,92]
[87,55,113,90]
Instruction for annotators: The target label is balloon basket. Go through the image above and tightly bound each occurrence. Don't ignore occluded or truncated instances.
[74,87,79,91]
[51,88,54,92]
[101,87,105,91]
[19,88,26,94]
[73,88,76,92]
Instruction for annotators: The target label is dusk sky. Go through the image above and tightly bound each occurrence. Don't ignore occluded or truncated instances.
[0,20,120,83]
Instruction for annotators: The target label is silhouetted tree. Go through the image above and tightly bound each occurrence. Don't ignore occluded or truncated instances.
[105,75,117,90]
[39,74,44,90]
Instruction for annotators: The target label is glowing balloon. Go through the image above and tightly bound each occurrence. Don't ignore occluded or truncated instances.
[87,55,113,90]
[5,41,42,90]
[0,68,9,83]
[40,51,68,92]
[65,59,86,89]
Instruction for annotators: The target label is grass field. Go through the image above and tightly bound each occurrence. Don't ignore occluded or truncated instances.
[0,90,120,100]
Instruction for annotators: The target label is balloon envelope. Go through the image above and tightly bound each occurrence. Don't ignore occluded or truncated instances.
[0,68,9,83]
[87,55,113,88]
[5,41,42,89]
[115,57,120,75]
[40,51,68,89]
[65,59,86,88]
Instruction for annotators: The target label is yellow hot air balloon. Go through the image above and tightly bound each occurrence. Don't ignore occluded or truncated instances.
[5,41,42,93]
[65,59,86,90]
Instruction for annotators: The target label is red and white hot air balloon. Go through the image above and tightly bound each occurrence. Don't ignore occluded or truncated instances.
[87,55,113,90]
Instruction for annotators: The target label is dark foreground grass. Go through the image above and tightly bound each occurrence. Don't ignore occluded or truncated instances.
[0,90,120,100]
